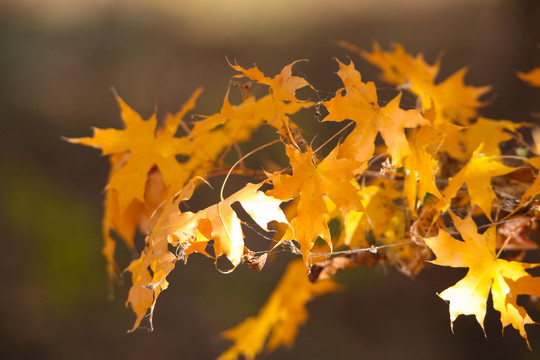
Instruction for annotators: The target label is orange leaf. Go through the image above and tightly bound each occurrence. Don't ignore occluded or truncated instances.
[191,88,312,140]
[431,68,491,123]
[223,61,315,137]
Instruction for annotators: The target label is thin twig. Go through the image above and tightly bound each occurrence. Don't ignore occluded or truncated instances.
[508,131,539,157]
[310,240,415,258]
[313,120,354,155]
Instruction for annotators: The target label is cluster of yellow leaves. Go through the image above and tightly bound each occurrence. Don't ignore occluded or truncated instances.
[342,41,492,123]
[70,59,316,334]
[125,178,289,331]
[267,145,364,263]
[70,42,540,358]
[69,60,312,281]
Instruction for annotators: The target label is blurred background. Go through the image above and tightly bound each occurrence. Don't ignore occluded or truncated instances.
[1,0,539,359]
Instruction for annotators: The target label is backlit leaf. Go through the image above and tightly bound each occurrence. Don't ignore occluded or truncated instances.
[424,213,540,345]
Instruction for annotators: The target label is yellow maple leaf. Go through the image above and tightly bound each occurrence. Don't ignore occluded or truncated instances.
[125,176,204,332]
[220,61,315,140]
[322,59,428,166]
[518,67,540,87]
[126,178,290,331]
[69,89,201,280]
[442,118,529,162]
[102,162,168,280]
[357,43,490,124]
[191,88,312,141]
[267,145,363,262]
[403,125,444,214]
[325,179,404,249]
[229,59,312,102]
[218,259,339,360]
[424,212,540,345]
[341,41,440,109]
[157,181,289,269]
[442,146,516,220]
[429,68,491,124]
[69,89,201,214]
[326,184,376,249]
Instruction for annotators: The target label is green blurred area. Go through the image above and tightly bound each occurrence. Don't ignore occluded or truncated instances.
[1,1,539,359]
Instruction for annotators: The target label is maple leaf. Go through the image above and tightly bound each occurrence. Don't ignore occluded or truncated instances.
[218,259,339,360]
[68,89,202,280]
[267,145,363,262]
[126,178,290,331]
[125,177,204,332]
[328,178,422,275]
[518,67,540,87]
[340,41,440,109]
[322,58,428,166]
[102,161,168,280]
[325,184,375,250]
[216,61,315,140]
[68,89,201,215]
[190,88,312,141]
[426,67,491,124]
[442,146,516,220]
[442,118,529,162]
[229,59,312,102]
[357,43,490,124]
[424,212,540,344]
[324,180,404,249]
[186,61,315,180]
[163,181,288,266]
[403,125,444,214]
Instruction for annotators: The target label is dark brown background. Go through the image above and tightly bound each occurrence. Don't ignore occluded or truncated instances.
[1,1,539,359]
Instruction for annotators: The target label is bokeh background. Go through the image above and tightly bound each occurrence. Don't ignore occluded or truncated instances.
[2,0,540,359]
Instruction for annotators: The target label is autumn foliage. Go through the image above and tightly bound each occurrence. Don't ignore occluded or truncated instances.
[69,42,540,358]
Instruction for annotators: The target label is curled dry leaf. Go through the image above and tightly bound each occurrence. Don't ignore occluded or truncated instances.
[308,251,384,282]
[496,215,538,251]
[242,252,268,272]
